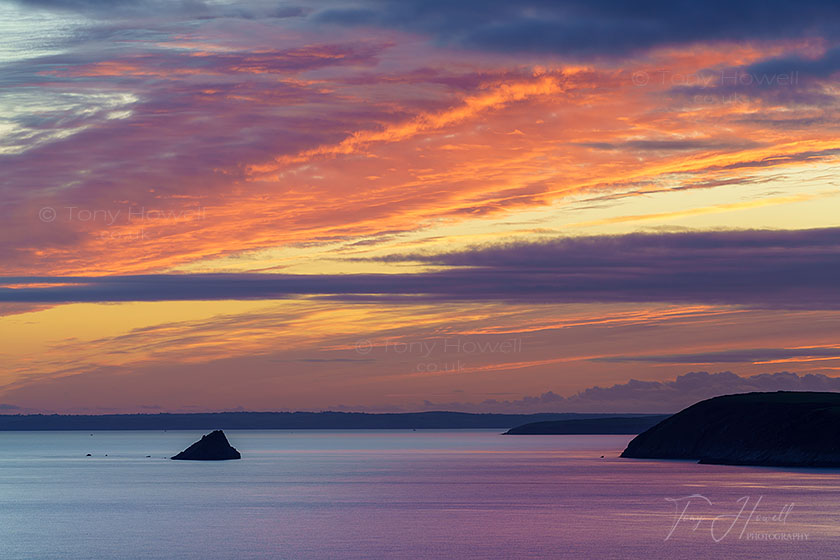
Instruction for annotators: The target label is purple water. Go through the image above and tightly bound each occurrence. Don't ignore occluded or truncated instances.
[0,430,837,558]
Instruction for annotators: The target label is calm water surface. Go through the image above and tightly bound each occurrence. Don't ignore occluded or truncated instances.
[0,430,837,559]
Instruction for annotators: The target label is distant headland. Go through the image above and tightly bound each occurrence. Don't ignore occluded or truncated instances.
[621,391,840,467]
[504,415,670,435]
[0,411,659,431]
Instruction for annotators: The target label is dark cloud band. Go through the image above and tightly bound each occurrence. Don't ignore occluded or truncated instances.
[15,0,840,58]
[313,0,840,57]
[2,227,840,308]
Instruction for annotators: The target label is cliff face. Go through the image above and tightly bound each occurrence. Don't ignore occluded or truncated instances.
[171,430,241,461]
[620,392,840,467]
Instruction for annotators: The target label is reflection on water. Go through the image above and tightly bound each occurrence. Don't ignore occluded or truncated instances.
[0,430,838,559]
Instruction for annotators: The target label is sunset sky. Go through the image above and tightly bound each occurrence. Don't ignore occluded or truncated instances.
[2,0,840,414]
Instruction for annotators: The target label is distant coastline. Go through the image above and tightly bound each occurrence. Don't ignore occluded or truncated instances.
[504,415,670,435]
[0,411,663,431]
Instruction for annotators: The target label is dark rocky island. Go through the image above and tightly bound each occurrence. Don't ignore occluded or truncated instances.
[171,430,241,461]
[621,391,840,467]
[504,415,669,435]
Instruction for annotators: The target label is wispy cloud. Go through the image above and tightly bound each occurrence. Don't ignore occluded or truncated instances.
[594,346,840,364]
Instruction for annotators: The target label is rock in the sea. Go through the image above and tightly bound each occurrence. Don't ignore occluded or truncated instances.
[171,430,241,461]
[621,391,840,467]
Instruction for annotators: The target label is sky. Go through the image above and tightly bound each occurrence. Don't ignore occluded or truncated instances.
[1,0,840,414]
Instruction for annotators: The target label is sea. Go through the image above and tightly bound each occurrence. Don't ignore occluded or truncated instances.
[0,430,837,559]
